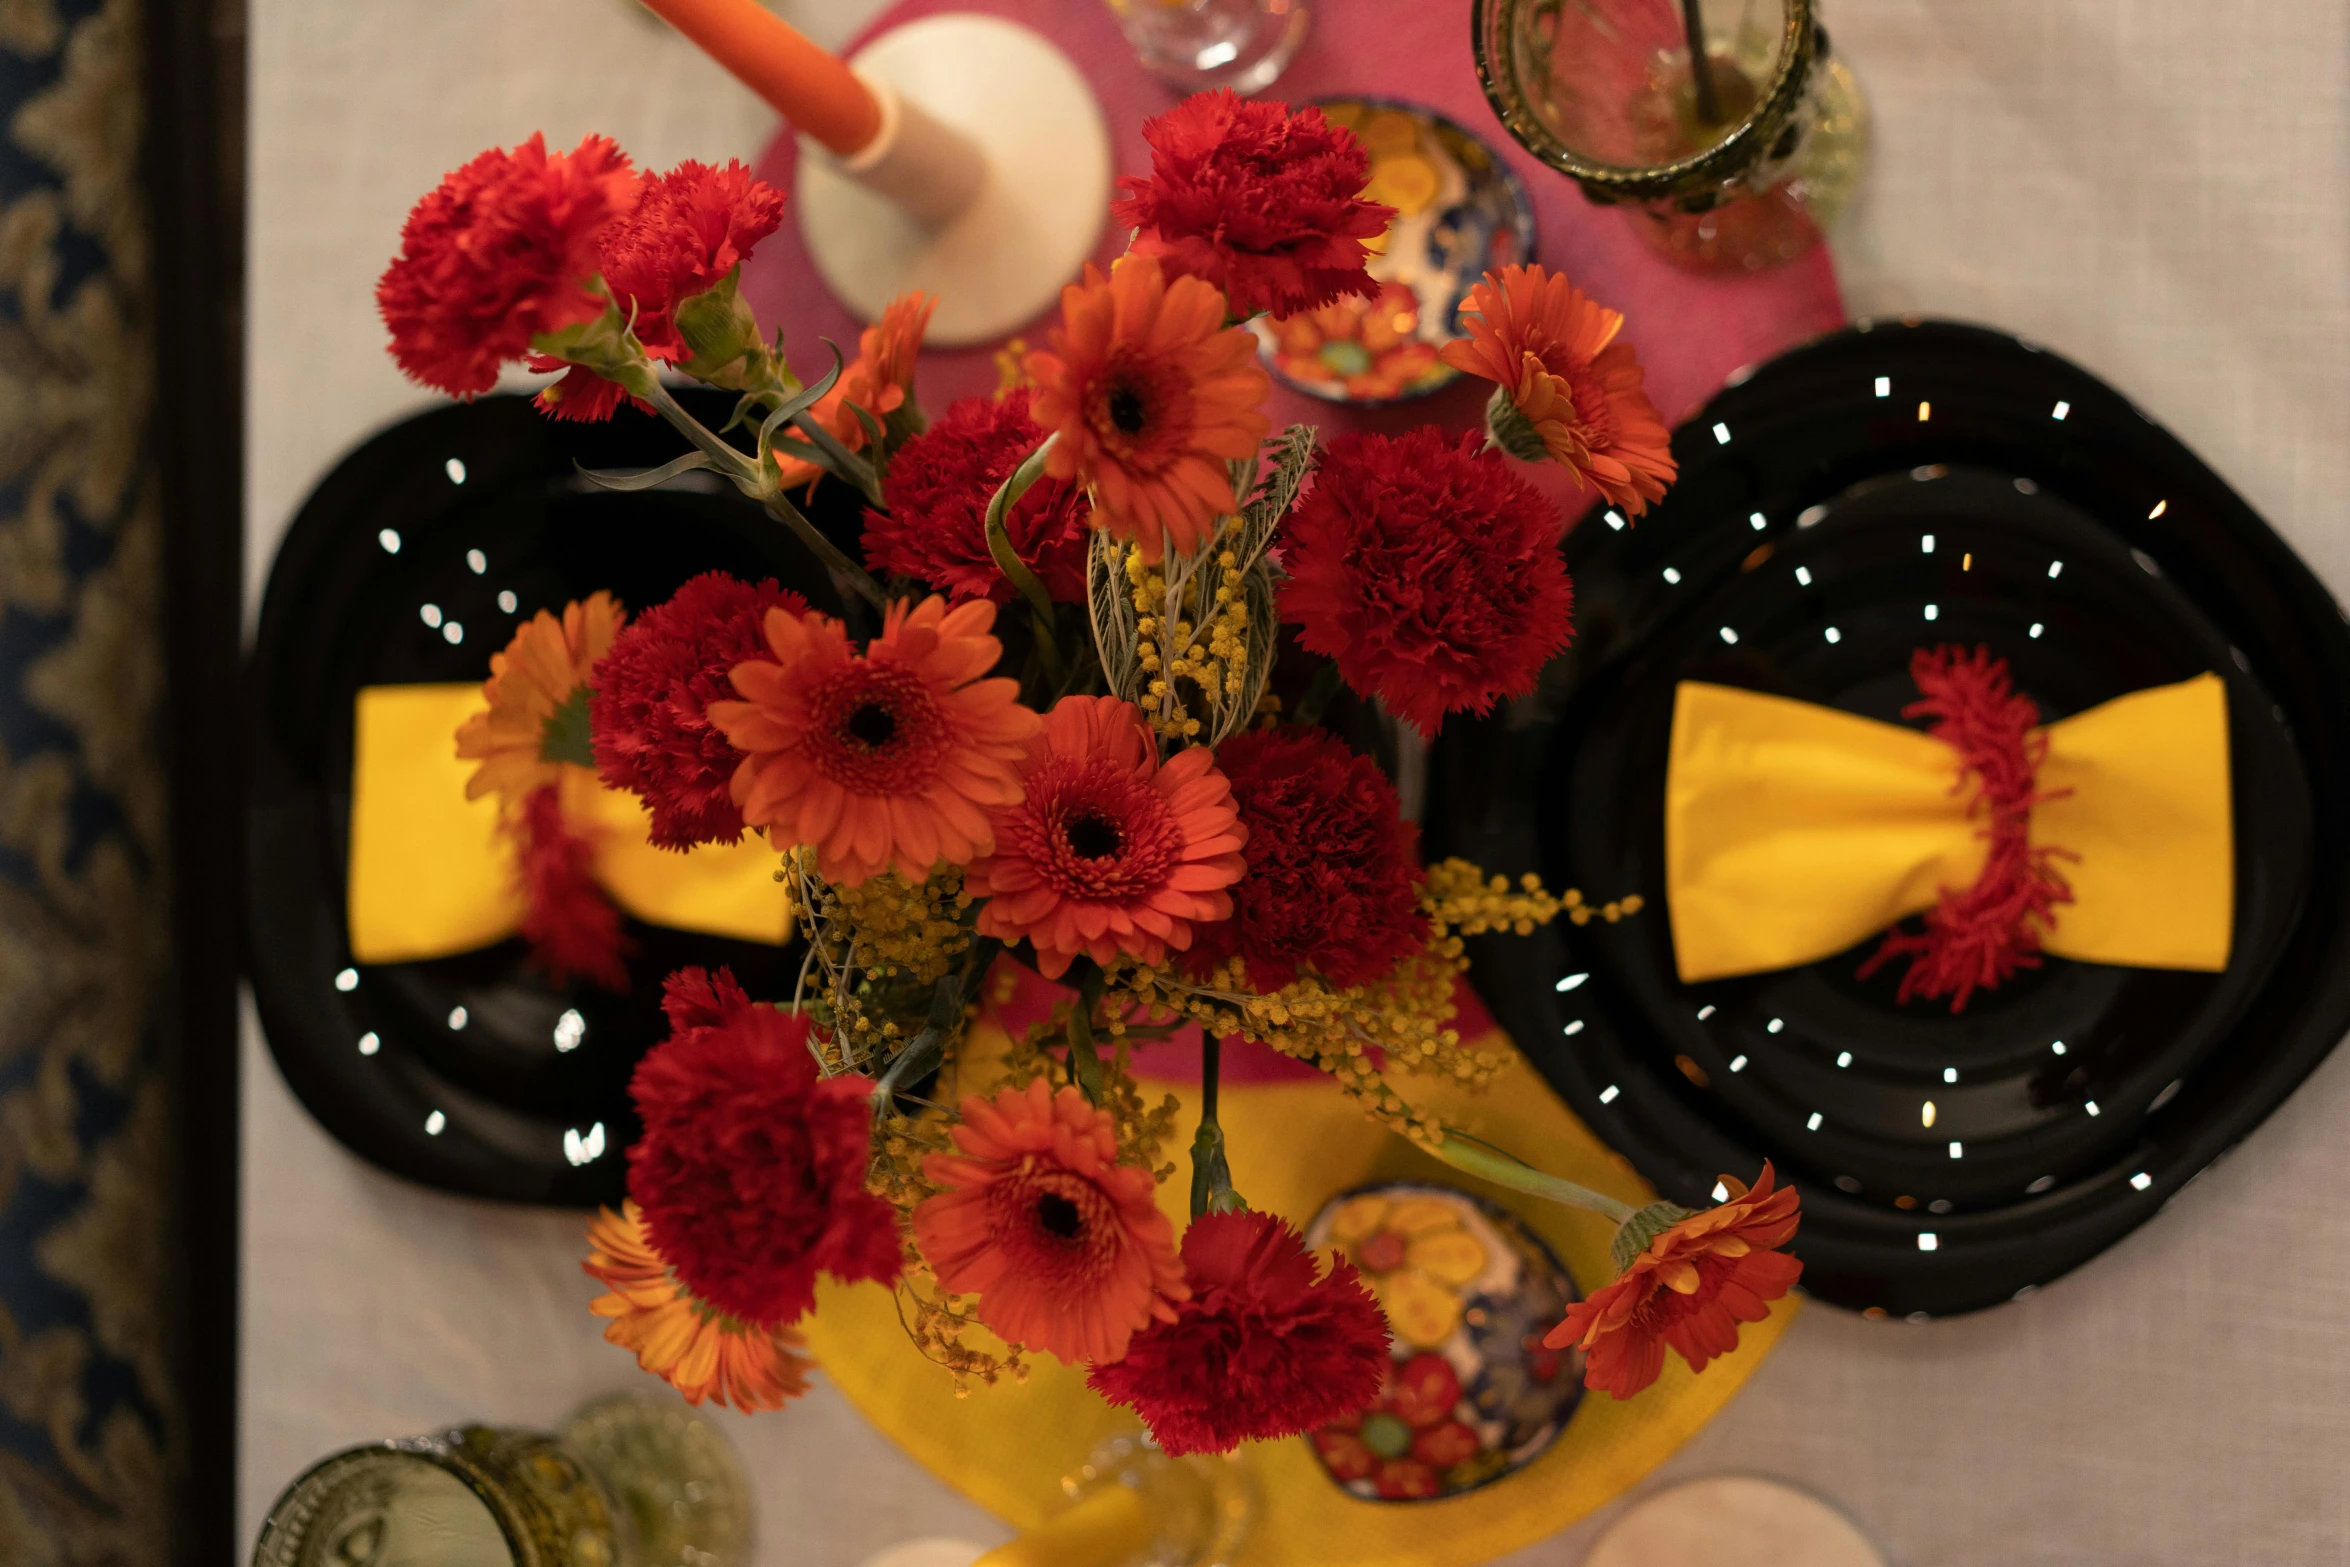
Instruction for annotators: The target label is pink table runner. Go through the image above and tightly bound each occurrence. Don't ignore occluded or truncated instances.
[741,0,1846,441]
[740,0,1846,1085]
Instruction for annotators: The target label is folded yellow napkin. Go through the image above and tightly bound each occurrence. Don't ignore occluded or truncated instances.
[345,683,792,962]
[1665,672,2232,983]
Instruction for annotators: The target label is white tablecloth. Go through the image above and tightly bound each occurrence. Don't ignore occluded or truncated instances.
[242,2,2350,1560]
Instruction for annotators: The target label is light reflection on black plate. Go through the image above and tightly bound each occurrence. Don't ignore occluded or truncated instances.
[246,391,841,1205]
[1430,321,2350,1315]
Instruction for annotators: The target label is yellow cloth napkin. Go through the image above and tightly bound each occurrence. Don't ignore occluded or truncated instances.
[345,683,793,962]
[803,1011,1798,1567]
[1665,672,2232,984]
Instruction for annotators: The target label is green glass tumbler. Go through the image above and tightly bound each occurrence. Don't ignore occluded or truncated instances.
[1473,0,1866,272]
[250,1394,751,1567]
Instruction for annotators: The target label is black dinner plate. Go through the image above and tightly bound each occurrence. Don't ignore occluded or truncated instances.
[1429,319,2350,1316]
[246,390,841,1205]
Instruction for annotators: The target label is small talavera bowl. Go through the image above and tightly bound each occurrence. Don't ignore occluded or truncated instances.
[1249,98,1536,407]
[1303,1182,1584,1501]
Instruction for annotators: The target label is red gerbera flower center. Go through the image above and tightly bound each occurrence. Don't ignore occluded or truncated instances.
[1063,811,1122,860]
[991,1165,1121,1286]
[1012,758,1184,903]
[1090,349,1186,465]
[807,662,948,794]
[1107,383,1149,436]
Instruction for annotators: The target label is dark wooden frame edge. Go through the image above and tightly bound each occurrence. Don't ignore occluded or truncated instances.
[142,0,245,1558]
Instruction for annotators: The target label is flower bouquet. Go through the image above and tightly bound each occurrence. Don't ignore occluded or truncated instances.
[376,90,1802,1458]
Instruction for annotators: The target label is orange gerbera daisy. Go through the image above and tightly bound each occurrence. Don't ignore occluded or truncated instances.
[777,290,936,489]
[912,1078,1187,1364]
[966,695,1246,979]
[1023,256,1270,563]
[455,591,626,808]
[454,592,633,987]
[706,595,1042,885]
[1439,264,1678,517]
[583,1200,815,1412]
[1543,1164,1802,1400]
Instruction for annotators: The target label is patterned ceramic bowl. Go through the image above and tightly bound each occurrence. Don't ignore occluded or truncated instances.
[1250,98,1535,406]
[1302,1183,1583,1501]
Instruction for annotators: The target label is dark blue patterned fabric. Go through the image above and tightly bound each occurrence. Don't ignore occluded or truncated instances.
[0,0,173,1557]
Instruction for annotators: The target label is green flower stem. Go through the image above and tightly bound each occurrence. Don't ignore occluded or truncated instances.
[867,945,994,1124]
[766,484,890,614]
[642,378,888,611]
[1429,1131,1638,1224]
[1291,660,1344,727]
[1065,961,1106,1105]
[1189,1036,1245,1218]
[982,436,1064,687]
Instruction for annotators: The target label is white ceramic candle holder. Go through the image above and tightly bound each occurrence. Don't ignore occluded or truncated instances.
[796,13,1112,348]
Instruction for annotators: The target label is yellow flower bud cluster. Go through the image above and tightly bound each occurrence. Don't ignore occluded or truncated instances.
[1111,953,1458,1151]
[1200,551,1254,702]
[998,1008,1180,1181]
[991,335,1031,398]
[831,866,973,990]
[1107,860,1646,1147]
[870,1107,951,1219]
[1120,534,1256,745]
[789,851,976,1077]
[898,1269,1027,1394]
[1125,546,1201,742]
[1419,856,1643,939]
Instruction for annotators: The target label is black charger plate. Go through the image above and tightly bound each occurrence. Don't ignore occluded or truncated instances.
[1429,320,2350,1316]
[247,391,840,1205]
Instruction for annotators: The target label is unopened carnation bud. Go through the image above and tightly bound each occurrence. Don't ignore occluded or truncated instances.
[672,273,769,388]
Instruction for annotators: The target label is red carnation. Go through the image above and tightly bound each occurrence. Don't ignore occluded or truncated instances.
[1188,729,1426,989]
[863,391,1091,605]
[1280,429,1573,735]
[627,982,901,1327]
[378,132,641,398]
[590,572,810,850]
[537,159,789,423]
[603,159,786,353]
[660,964,754,1035]
[1089,1210,1390,1456]
[1112,91,1395,320]
[516,784,631,990]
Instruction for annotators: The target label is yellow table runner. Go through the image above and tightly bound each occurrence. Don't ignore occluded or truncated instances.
[806,1012,1797,1567]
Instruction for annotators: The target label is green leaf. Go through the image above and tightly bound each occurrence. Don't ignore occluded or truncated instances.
[540,687,596,768]
[844,397,888,468]
[789,401,883,503]
[756,345,846,457]
[1235,423,1319,566]
[573,451,716,493]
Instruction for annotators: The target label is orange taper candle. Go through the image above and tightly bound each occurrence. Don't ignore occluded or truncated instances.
[639,0,883,156]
